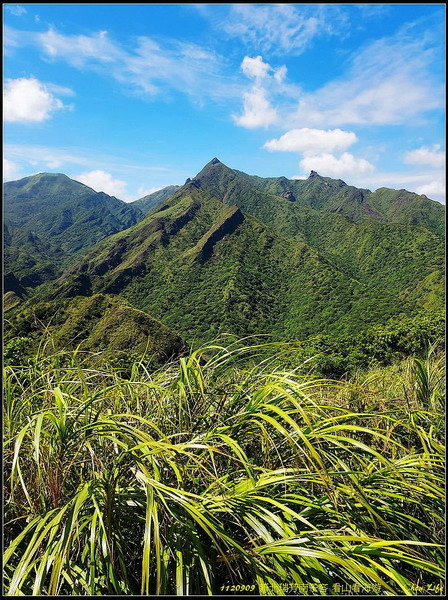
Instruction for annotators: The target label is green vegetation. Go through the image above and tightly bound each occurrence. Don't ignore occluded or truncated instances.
[299,310,445,377]
[3,160,445,595]
[4,341,444,595]
[4,162,444,345]
[4,173,142,286]
[132,184,181,215]
[235,166,444,236]
[200,162,444,312]
[4,294,185,369]
[44,169,443,344]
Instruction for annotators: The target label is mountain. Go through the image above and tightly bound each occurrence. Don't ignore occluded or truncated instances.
[132,185,181,215]
[4,159,444,348]
[44,185,362,341]
[40,159,443,344]
[367,187,445,236]
[5,293,185,365]
[192,159,444,310]
[4,173,143,287]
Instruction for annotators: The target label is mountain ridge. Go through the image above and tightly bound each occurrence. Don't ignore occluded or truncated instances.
[4,159,444,349]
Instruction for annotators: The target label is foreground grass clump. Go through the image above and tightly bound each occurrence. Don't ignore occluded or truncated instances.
[3,341,445,595]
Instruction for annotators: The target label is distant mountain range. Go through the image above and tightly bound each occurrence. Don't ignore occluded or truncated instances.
[4,159,444,352]
[4,173,143,287]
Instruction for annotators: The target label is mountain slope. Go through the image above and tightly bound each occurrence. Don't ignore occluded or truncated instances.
[233,166,444,235]
[5,293,185,364]
[132,185,181,215]
[44,177,436,343]
[234,167,382,222]
[367,187,445,236]
[4,173,144,285]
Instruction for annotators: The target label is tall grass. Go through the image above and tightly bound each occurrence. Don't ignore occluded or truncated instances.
[3,341,445,595]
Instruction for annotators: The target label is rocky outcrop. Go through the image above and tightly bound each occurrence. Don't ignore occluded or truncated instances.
[281,190,296,202]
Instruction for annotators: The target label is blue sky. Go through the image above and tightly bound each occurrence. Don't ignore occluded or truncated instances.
[3,3,445,202]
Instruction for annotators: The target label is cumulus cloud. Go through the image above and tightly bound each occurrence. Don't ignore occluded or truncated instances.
[233,56,295,129]
[235,19,443,131]
[3,78,69,123]
[241,55,272,80]
[415,180,445,200]
[263,127,372,181]
[74,170,129,199]
[233,86,278,129]
[264,128,358,154]
[404,145,445,169]
[3,158,21,180]
[299,152,375,177]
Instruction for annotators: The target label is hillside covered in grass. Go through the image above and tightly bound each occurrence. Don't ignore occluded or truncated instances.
[4,294,185,368]
[132,184,181,215]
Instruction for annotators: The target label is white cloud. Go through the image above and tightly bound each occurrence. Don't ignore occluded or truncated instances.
[273,65,287,83]
[3,78,69,123]
[222,4,342,55]
[233,56,295,129]
[263,127,373,181]
[235,21,443,131]
[4,26,241,102]
[241,56,289,86]
[5,143,172,173]
[38,28,120,66]
[3,158,21,180]
[44,82,76,97]
[415,180,445,201]
[299,152,375,177]
[290,27,444,127]
[74,170,129,199]
[5,144,87,170]
[404,145,445,168]
[241,55,272,80]
[5,5,27,16]
[233,86,278,129]
[264,128,358,155]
